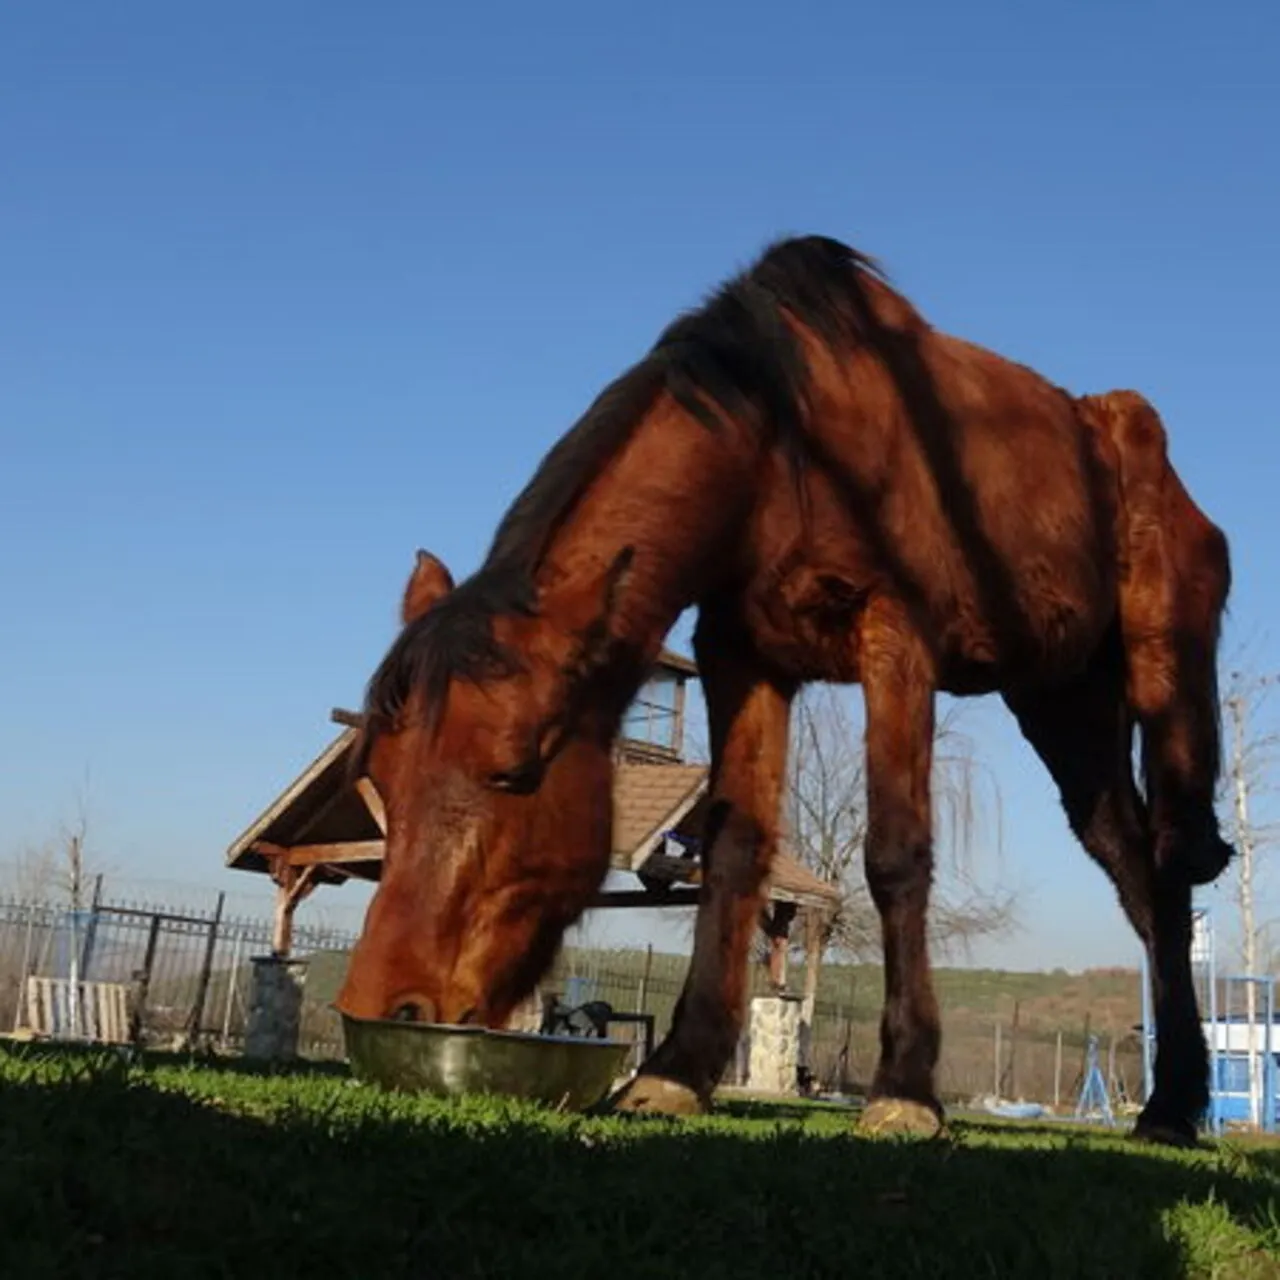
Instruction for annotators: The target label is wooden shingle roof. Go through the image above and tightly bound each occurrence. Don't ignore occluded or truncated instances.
[228,735,840,914]
[610,763,707,858]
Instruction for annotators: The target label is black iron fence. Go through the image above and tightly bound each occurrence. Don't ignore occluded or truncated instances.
[0,892,356,1058]
[539,945,1145,1107]
[0,890,1145,1108]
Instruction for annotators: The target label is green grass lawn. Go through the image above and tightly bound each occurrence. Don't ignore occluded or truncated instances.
[2,1043,1277,1279]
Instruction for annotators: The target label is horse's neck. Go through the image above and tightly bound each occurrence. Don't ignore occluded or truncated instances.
[539,391,754,661]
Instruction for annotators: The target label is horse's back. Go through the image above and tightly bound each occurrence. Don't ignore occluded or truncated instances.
[839,327,1121,681]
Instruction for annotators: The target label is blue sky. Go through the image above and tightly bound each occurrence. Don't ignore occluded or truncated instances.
[2,1,1277,971]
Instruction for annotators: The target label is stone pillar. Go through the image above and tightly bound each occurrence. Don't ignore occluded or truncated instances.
[746,994,802,1095]
[244,956,307,1062]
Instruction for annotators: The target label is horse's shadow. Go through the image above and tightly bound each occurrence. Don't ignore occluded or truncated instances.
[2,1049,1276,1279]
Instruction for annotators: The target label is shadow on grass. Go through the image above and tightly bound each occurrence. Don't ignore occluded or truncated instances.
[1,1045,1277,1280]
[21,1040,356,1080]
[712,1095,857,1124]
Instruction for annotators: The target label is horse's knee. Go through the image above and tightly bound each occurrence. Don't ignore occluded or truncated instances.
[865,814,933,906]
[699,800,772,893]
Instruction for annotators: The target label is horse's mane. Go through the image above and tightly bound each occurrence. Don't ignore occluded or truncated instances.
[358,235,916,743]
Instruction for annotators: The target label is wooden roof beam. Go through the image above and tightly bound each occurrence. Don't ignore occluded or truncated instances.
[590,888,701,909]
[355,777,387,834]
[252,839,386,867]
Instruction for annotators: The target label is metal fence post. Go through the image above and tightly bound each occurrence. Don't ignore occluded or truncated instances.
[130,914,163,1046]
[183,892,225,1048]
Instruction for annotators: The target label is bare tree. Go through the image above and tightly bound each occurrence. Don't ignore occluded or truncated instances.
[8,842,60,901]
[64,795,91,912]
[5,777,104,908]
[1222,666,1279,976]
[785,685,1016,964]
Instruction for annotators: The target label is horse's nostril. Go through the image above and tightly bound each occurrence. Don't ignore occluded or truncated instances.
[389,997,436,1024]
[457,1007,480,1025]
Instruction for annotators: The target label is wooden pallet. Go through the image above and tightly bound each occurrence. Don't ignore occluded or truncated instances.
[24,976,132,1044]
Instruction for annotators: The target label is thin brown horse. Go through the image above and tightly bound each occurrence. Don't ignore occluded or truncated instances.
[336,236,1231,1145]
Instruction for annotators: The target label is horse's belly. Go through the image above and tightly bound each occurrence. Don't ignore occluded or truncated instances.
[740,571,868,684]
[740,545,1114,692]
[931,561,1116,692]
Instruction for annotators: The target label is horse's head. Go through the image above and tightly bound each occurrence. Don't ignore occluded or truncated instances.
[335,546,636,1028]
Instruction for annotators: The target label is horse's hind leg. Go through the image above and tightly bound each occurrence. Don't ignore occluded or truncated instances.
[1081,391,1233,886]
[1004,633,1208,1144]
[857,600,945,1137]
[1123,542,1233,889]
[607,602,795,1115]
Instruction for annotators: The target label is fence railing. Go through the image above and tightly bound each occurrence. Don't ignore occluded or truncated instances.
[0,892,1145,1107]
[534,946,1145,1106]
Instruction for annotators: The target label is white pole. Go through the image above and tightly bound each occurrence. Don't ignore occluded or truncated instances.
[221,929,245,1050]
[67,910,81,1040]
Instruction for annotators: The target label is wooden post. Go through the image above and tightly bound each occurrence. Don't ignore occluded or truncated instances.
[271,862,317,958]
[220,928,245,1049]
[767,932,787,989]
[1079,1012,1092,1095]
[994,1021,1002,1097]
[11,908,36,1033]
[1054,1030,1064,1109]
[835,1002,849,1091]
[801,911,823,1017]
[355,777,387,834]
[763,902,797,991]
[272,881,293,957]
[799,909,824,1080]
[635,943,653,1015]
[1009,999,1022,1099]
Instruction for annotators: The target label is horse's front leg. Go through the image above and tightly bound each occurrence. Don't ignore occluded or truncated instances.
[858,604,945,1137]
[607,606,795,1115]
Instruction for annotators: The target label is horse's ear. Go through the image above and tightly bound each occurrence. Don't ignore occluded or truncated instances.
[401,549,454,624]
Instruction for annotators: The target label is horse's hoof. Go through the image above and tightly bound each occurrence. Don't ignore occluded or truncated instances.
[858,1097,946,1139]
[1132,1114,1201,1149]
[1186,836,1233,886]
[1162,830,1233,887]
[604,1074,706,1117]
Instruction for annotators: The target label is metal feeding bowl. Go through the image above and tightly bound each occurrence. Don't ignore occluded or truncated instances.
[340,1011,632,1111]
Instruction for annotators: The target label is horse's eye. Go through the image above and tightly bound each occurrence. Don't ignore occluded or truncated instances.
[488,758,545,794]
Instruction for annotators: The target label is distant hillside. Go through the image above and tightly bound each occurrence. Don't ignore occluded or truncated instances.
[302,944,1144,1037]
[299,944,1146,1104]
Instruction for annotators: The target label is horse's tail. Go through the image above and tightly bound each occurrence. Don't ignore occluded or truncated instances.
[1078,390,1233,885]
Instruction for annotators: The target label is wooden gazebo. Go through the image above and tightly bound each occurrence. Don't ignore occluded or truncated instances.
[225,649,841,988]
